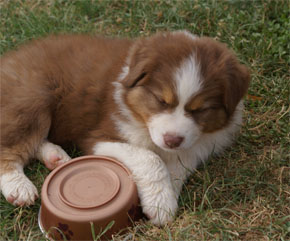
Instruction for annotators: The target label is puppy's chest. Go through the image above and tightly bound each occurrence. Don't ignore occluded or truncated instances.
[112,114,153,148]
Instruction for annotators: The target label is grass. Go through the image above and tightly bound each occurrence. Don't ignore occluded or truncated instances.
[0,0,289,240]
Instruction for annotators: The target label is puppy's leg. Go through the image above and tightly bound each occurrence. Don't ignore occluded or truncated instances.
[36,140,71,170]
[0,153,38,206]
[0,110,51,206]
[92,142,178,226]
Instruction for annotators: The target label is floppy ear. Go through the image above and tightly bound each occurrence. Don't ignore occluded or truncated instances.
[123,59,149,88]
[224,60,251,116]
[122,39,153,88]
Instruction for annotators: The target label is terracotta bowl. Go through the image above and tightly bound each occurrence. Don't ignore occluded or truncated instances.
[38,155,142,240]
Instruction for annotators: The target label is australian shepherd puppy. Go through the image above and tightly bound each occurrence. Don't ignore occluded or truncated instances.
[0,31,250,225]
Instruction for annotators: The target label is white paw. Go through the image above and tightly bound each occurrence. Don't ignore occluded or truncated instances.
[139,184,178,226]
[36,141,71,170]
[92,141,178,226]
[1,171,38,206]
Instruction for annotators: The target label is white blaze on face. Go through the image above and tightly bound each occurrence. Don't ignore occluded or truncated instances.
[148,54,203,151]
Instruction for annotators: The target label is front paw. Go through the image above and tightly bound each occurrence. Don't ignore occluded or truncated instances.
[140,185,178,226]
[91,141,178,225]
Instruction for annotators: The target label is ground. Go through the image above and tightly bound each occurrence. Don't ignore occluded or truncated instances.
[0,0,289,240]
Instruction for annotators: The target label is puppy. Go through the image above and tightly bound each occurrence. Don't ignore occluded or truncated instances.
[0,31,250,225]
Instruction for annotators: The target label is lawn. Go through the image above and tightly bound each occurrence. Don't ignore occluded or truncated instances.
[0,0,289,240]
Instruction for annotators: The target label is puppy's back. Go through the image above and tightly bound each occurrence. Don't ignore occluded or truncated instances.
[0,35,132,147]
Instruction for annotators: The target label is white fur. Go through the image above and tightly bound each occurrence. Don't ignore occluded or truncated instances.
[148,107,201,150]
[161,100,244,195]
[0,141,70,206]
[36,140,71,170]
[148,54,202,151]
[118,65,129,81]
[112,82,154,149]
[0,163,38,206]
[92,142,178,226]
[145,101,244,200]
[175,54,202,105]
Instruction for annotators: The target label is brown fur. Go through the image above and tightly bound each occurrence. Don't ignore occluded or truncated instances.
[176,37,251,133]
[123,35,250,133]
[0,32,250,192]
[1,35,132,175]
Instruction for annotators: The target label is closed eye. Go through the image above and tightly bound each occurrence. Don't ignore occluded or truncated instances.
[155,95,169,106]
[145,87,169,107]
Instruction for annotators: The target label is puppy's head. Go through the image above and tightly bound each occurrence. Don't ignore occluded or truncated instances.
[121,31,250,151]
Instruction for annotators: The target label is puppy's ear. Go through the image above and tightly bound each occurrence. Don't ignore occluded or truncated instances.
[224,59,251,116]
[122,39,153,88]
[123,60,149,88]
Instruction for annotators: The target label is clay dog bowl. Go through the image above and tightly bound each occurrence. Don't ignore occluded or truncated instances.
[38,155,142,240]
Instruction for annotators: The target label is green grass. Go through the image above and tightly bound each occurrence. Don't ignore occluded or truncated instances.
[0,0,289,240]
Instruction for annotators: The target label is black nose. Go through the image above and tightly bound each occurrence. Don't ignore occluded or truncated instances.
[163,133,184,149]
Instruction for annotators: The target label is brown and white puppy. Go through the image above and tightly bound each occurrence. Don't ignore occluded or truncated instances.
[0,31,250,225]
